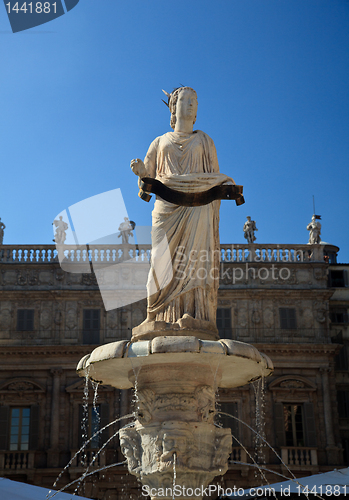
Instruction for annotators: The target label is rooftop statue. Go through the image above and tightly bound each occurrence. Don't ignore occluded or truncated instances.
[118,217,135,245]
[307,214,321,244]
[0,218,5,245]
[243,215,258,243]
[52,215,68,245]
[130,86,244,335]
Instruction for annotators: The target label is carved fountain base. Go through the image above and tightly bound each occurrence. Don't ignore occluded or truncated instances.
[77,335,273,499]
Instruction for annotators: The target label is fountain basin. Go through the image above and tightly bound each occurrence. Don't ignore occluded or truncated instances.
[77,336,273,389]
[77,337,273,499]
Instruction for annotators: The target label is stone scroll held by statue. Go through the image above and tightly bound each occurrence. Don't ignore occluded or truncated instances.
[130,86,244,339]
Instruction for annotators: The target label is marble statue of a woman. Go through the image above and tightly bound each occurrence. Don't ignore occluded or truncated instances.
[131,87,236,337]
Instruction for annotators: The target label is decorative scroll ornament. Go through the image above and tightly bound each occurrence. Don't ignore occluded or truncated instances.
[138,177,245,206]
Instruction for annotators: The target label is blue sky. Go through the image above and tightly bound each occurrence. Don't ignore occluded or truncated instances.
[1,0,348,261]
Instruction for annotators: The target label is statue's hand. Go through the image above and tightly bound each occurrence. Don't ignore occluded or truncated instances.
[130,158,147,178]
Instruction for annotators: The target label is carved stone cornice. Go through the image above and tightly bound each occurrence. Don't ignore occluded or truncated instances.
[0,346,94,357]
[253,343,341,356]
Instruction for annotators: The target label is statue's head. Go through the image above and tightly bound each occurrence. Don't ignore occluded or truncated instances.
[312,215,316,221]
[163,87,198,130]
[247,216,251,221]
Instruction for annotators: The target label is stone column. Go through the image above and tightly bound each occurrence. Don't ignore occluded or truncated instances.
[321,368,338,464]
[48,368,62,467]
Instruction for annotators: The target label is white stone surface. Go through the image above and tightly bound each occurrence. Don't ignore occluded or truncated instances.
[77,336,273,389]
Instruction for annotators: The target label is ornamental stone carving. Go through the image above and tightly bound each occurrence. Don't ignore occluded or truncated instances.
[136,386,215,425]
[8,381,35,391]
[66,308,77,330]
[55,269,65,281]
[279,380,305,389]
[18,271,27,286]
[107,310,118,330]
[263,307,274,329]
[120,421,231,492]
[40,309,52,329]
[301,308,314,329]
[238,308,248,327]
[316,306,326,323]
[0,308,12,329]
[28,271,38,286]
[251,310,261,324]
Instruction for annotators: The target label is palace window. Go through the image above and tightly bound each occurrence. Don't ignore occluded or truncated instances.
[0,405,39,451]
[338,391,349,418]
[78,403,109,449]
[274,402,316,447]
[9,408,30,451]
[279,308,297,330]
[329,270,348,288]
[218,401,239,446]
[17,309,34,331]
[330,309,349,324]
[216,308,232,338]
[82,309,100,344]
[283,404,304,447]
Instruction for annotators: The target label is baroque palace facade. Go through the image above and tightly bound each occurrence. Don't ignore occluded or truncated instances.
[0,241,348,500]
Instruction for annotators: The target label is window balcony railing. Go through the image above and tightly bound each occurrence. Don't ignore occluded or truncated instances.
[0,243,325,264]
[281,447,318,466]
[0,451,35,470]
[70,449,106,469]
[229,447,247,464]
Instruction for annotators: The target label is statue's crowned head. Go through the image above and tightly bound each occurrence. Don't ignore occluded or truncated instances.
[162,86,198,130]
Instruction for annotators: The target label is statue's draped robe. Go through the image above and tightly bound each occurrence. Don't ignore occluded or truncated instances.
[144,130,234,325]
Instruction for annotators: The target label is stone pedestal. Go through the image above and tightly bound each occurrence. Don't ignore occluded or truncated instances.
[77,335,273,499]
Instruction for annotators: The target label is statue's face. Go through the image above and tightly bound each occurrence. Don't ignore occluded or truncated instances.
[176,89,198,123]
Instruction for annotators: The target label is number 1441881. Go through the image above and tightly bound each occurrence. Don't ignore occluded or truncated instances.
[5,2,57,13]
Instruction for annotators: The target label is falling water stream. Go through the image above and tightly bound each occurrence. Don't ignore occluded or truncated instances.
[253,377,266,478]
[172,452,177,500]
[219,410,325,500]
[47,421,135,499]
[50,354,325,499]
[47,368,137,499]
[91,380,100,427]
[81,366,91,468]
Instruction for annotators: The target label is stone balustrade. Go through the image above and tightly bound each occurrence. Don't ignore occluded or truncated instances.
[0,243,325,264]
[70,449,106,469]
[281,447,318,467]
[229,447,247,464]
[220,243,324,263]
[0,451,35,470]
